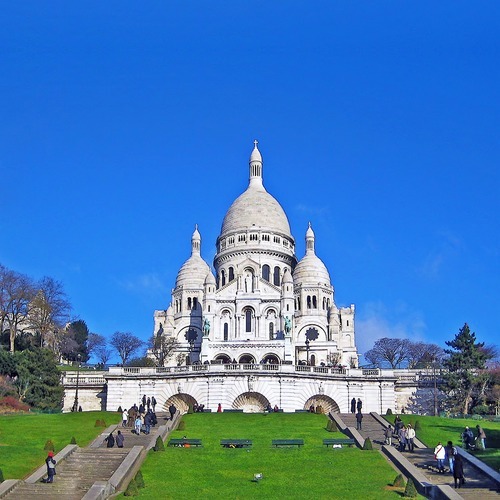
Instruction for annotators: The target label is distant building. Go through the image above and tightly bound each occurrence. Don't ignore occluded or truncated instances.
[152,141,358,368]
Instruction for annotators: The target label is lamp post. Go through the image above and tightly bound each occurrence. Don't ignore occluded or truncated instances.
[72,353,82,412]
[305,339,310,365]
[188,339,195,365]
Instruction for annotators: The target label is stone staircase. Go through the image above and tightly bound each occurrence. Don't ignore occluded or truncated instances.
[4,448,129,499]
[338,413,499,499]
[2,412,176,499]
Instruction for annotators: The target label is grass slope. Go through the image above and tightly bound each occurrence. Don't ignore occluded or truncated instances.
[388,414,500,470]
[139,413,404,499]
[0,411,121,479]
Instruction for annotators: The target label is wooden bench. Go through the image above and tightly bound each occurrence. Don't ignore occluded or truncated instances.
[272,439,304,447]
[323,438,355,447]
[168,438,202,447]
[220,439,253,448]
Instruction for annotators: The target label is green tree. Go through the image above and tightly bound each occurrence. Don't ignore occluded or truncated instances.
[15,348,64,411]
[443,323,489,414]
[65,320,90,362]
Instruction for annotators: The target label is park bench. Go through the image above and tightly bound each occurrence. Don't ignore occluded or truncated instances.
[272,439,304,447]
[168,438,202,447]
[323,438,355,447]
[223,409,243,412]
[220,439,253,448]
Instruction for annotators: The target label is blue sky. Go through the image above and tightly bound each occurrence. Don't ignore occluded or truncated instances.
[1,2,499,362]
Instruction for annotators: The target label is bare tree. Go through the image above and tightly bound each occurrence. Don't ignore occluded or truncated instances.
[87,333,107,358]
[95,345,113,366]
[148,333,179,367]
[29,276,71,349]
[364,337,411,368]
[407,342,444,369]
[110,331,143,365]
[0,266,35,352]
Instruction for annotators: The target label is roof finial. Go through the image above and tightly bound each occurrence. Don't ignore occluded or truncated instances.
[254,139,258,149]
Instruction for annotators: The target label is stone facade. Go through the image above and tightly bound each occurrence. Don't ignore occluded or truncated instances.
[152,142,358,369]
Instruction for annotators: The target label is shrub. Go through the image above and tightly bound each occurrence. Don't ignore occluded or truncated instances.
[178,420,186,431]
[393,474,405,487]
[326,420,338,432]
[362,438,373,450]
[0,396,30,412]
[70,436,77,445]
[44,440,55,451]
[135,470,145,489]
[316,405,323,414]
[95,419,107,427]
[472,414,483,421]
[187,405,194,414]
[0,468,4,483]
[117,406,123,413]
[475,437,485,451]
[386,408,393,416]
[404,478,418,497]
[414,420,421,431]
[154,436,165,452]
[124,478,139,496]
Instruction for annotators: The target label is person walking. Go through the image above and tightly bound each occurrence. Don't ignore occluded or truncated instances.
[355,411,363,431]
[151,396,157,412]
[217,403,222,413]
[453,454,465,488]
[445,441,457,474]
[384,425,393,446]
[350,397,356,414]
[398,425,407,452]
[356,398,362,412]
[406,424,416,452]
[122,408,128,427]
[476,425,486,449]
[169,404,177,420]
[434,442,446,473]
[44,451,56,483]
[105,432,115,448]
[116,430,125,448]
[134,415,142,435]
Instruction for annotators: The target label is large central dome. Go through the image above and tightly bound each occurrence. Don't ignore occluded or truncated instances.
[220,141,292,237]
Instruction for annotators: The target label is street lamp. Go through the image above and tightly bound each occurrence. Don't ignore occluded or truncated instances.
[305,339,310,365]
[72,353,82,412]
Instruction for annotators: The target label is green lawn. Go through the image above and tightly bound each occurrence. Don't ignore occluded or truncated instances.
[0,411,121,479]
[138,413,410,499]
[388,414,500,470]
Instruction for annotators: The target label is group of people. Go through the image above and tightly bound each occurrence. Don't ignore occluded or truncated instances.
[433,441,465,488]
[350,398,364,430]
[265,403,280,412]
[461,425,486,450]
[389,416,416,452]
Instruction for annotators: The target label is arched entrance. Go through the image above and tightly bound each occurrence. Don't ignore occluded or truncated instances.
[239,354,256,364]
[213,354,231,364]
[233,392,270,412]
[261,354,280,364]
[304,395,340,414]
[164,393,198,414]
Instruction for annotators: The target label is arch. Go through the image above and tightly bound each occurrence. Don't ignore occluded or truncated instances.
[304,395,341,414]
[310,354,316,366]
[239,354,256,364]
[261,353,280,364]
[164,393,198,414]
[214,354,231,364]
[244,307,254,332]
[268,322,274,340]
[223,323,229,341]
[228,266,234,281]
[221,270,226,287]
[232,392,270,413]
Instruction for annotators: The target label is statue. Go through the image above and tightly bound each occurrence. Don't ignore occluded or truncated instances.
[284,316,292,334]
[203,318,210,337]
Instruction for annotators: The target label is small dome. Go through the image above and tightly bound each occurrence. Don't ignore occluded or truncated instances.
[293,224,331,288]
[250,140,262,163]
[204,271,216,285]
[175,226,211,289]
[282,268,293,284]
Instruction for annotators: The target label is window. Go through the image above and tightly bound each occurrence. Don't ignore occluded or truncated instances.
[193,297,198,310]
[224,323,229,341]
[269,322,274,340]
[262,265,270,281]
[262,234,270,241]
[307,296,311,309]
[274,236,280,244]
[228,267,234,281]
[312,296,317,309]
[221,270,226,287]
[245,309,252,332]
[187,297,192,310]
[273,266,280,286]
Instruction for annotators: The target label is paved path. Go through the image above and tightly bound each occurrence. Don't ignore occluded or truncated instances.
[339,413,499,499]
[2,412,175,499]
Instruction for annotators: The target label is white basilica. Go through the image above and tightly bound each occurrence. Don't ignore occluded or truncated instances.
[152,142,359,369]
